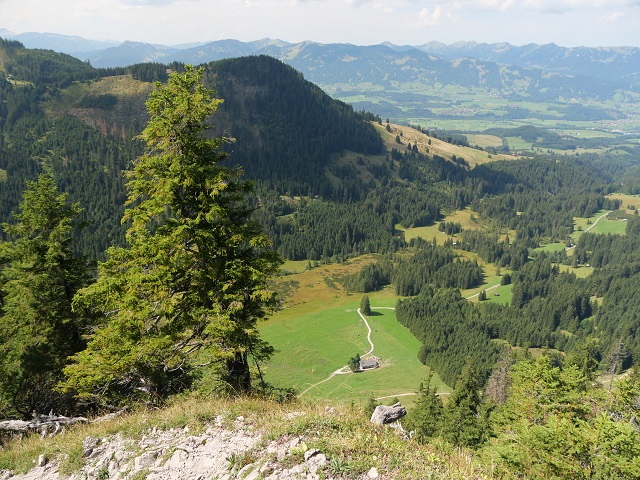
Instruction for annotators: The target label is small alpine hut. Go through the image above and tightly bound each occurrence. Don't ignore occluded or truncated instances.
[359,357,380,371]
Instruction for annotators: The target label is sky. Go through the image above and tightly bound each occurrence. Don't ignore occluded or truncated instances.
[1,0,640,48]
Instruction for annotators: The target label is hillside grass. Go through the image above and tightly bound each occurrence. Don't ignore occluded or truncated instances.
[0,397,488,479]
[481,283,513,305]
[373,123,515,166]
[466,133,503,148]
[535,242,567,253]
[265,205,519,403]
[398,207,486,243]
[44,75,153,130]
[607,193,640,210]
[587,217,628,235]
[572,210,628,241]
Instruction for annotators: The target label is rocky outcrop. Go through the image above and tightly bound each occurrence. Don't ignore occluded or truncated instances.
[370,403,406,425]
[0,414,375,480]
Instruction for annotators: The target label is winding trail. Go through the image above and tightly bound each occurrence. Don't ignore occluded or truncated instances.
[299,306,392,396]
[585,210,611,233]
[566,210,611,251]
[358,307,375,357]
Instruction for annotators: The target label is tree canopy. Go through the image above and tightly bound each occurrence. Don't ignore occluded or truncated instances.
[0,174,92,417]
[62,66,281,406]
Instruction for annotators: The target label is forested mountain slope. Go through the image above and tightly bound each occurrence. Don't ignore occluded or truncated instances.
[0,39,382,257]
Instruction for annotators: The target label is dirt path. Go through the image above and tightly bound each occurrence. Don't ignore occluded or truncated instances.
[585,210,611,233]
[299,306,392,396]
[465,282,500,300]
[357,307,375,357]
[566,210,611,251]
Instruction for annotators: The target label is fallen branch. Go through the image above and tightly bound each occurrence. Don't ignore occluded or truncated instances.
[0,413,88,438]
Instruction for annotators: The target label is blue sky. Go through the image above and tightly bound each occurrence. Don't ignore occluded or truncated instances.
[1,0,639,47]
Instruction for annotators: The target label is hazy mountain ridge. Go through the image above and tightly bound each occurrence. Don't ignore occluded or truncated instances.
[3,30,638,98]
[0,29,119,53]
[418,40,640,87]
[101,39,640,99]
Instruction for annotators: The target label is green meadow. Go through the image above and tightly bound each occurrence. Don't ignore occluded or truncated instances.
[482,283,513,305]
[572,210,628,241]
[586,217,628,235]
[535,242,568,253]
[261,300,450,404]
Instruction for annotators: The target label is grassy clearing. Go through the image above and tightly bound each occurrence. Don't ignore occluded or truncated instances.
[587,217,628,235]
[607,193,640,210]
[465,134,503,148]
[505,136,533,151]
[274,256,378,316]
[373,123,514,166]
[398,207,486,243]
[306,308,449,402]
[44,75,153,130]
[261,302,371,395]
[534,242,567,253]
[281,259,311,274]
[261,302,450,403]
[556,264,595,278]
[482,283,513,305]
[572,210,611,241]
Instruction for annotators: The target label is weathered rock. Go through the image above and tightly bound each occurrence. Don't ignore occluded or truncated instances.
[82,436,99,457]
[368,466,380,478]
[304,448,327,467]
[134,450,158,469]
[370,403,407,425]
[37,455,46,467]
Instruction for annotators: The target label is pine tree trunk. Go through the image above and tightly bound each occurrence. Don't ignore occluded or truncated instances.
[226,351,251,393]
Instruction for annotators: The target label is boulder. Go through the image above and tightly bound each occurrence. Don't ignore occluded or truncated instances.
[370,403,406,425]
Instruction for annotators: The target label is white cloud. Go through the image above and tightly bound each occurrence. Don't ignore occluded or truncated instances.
[453,0,514,12]
[415,5,446,27]
[599,11,625,22]
[119,0,178,5]
[522,0,640,13]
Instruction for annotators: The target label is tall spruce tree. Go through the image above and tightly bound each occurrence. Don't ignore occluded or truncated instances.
[0,174,92,417]
[405,371,443,443]
[62,66,281,406]
[439,360,490,448]
[360,295,371,316]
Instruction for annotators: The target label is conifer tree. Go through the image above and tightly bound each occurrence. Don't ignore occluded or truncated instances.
[405,371,443,443]
[439,360,490,447]
[360,295,371,316]
[0,174,92,417]
[62,66,281,405]
[490,355,640,479]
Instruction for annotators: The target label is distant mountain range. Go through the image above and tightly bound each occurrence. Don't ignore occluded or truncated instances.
[2,30,640,100]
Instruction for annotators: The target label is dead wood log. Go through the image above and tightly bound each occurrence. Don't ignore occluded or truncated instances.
[0,413,87,438]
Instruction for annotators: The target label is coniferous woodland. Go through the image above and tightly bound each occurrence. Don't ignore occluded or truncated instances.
[0,39,639,477]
